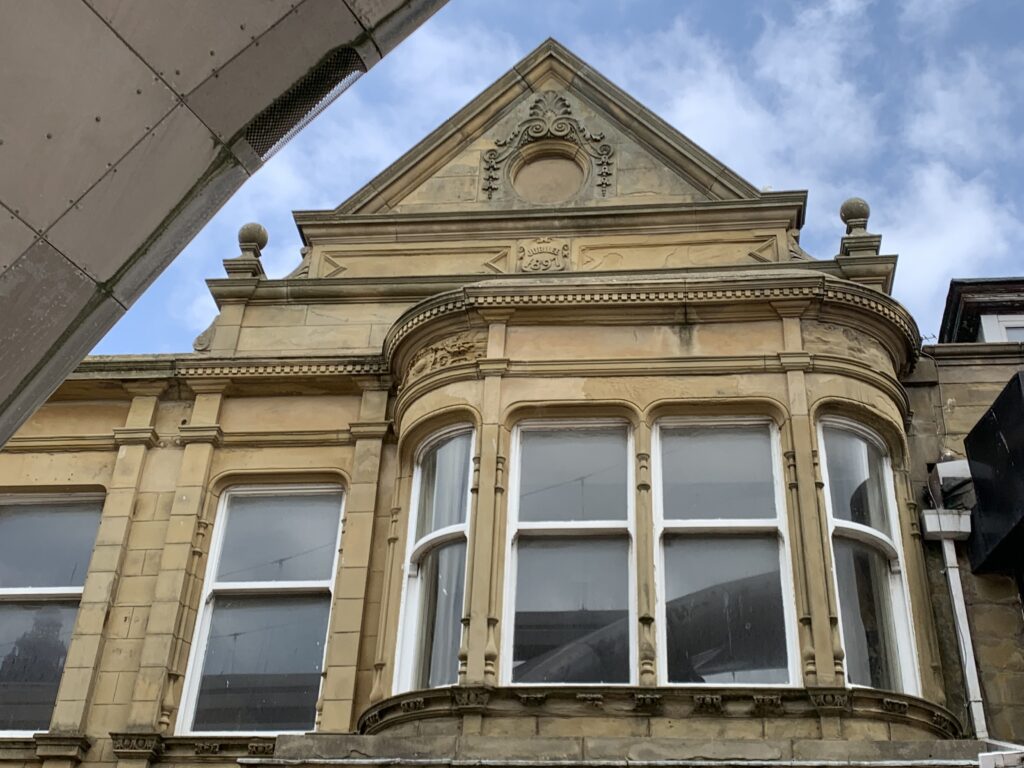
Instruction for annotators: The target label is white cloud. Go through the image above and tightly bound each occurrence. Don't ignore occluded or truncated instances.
[574,1,879,256]
[905,54,1017,165]
[899,0,977,37]
[880,161,1021,336]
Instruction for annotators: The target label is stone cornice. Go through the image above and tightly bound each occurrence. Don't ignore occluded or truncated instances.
[1,434,118,453]
[383,272,920,377]
[923,341,1024,364]
[67,355,387,382]
[204,260,869,308]
[295,196,806,244]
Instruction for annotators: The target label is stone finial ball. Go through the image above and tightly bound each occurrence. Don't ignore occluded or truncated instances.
[238,222,269,249]
[839,197,870,224]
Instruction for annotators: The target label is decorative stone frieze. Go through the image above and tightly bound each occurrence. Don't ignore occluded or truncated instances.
[357,686,961,740]
[406,332,486,381]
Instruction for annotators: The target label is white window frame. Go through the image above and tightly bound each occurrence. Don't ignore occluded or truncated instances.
[0,492,105,738]
[979,313,1024,342]
[502,418,637,686]
[817,417,920,695]
[176,484,345,736]
[394,424,475,693]
[651,417,800,688]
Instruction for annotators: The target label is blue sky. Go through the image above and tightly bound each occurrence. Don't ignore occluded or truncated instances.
[94,0,1024,353]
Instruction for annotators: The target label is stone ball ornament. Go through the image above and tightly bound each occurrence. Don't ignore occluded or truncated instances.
[839,197,870,225]
[238,221,269,250]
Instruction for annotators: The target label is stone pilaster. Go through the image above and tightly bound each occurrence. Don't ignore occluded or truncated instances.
[47,382,165,750]
[633,422,657,686]
[467,312,512,687]
[319,382,390,732]
[775,309,841,690]
[123,379,227,737]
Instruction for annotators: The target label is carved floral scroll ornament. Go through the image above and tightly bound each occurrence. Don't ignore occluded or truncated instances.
[482,91,614,200]
[406,332,484,380]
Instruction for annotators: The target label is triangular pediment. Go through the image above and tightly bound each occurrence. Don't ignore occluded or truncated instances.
[336,39,762,215]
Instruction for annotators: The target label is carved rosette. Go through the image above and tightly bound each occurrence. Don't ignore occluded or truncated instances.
[405,332,485,382]
[482,90,613,200]
[517,237,570,272]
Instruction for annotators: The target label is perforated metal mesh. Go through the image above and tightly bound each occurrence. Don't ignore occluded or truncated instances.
[245,46,366,160]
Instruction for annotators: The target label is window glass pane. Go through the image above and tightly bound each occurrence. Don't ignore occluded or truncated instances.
[415,541,466,688]
[0,503,100,588]
[661,426,776,519]
[663,536,788,683]
[416,432,471,540]
[834,538,900,690]
[0,601,78,730]
[1006,326,1024,342]
[513,537,629,683]
[823,426,890,535]
[192,595,329,731]
[519,428,627,522]
[216,493,342,582]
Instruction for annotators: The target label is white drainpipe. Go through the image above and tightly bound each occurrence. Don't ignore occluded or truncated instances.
[938,536,989,739]
[924,461,1024,761]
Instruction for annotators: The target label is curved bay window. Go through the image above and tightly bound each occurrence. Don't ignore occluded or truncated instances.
[653,420,797,685]
[504,422,635,685]
[396,428,473,691]
[819,419,918,693]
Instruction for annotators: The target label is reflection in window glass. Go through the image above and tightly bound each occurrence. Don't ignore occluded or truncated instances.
[664,537,787,683]
[416,432,472,540]
[0,503,100,588]
[661,427,775,519]
[823,427,890,535]
[193,596,330,731]
[513,538,629,683]
[519,428,627,522]
[415,541,466,689]
[216,494,342,582]
[834,539,899,690]
[1007,326,1024,342]
[0,602,78,730]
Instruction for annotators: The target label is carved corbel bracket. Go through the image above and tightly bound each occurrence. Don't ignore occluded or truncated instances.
[110,732,163,762]
[35,734,92,764]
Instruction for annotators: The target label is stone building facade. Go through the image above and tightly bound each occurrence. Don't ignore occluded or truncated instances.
[1,39,1021,768]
